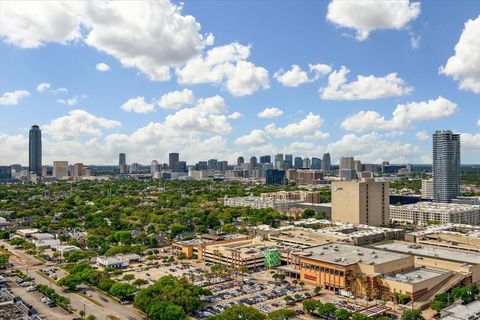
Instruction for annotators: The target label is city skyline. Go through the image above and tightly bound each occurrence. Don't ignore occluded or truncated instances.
[1,1,480,165]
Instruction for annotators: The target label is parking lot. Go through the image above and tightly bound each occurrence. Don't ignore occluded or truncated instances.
[193,279,309,318]
[122,261,232,287]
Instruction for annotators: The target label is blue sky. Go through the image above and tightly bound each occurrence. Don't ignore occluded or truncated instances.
[0,0,479,165]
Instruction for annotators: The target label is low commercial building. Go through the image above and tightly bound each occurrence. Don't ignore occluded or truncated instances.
[405,223,480,253]
[389,202,480,225]
[33,239,60,249]
[375,241,480,283]
[288,243,413,296]
[264,220,404,246]
[56,245,81,256]
[15,228,39,238]
[203,237,282,270]
[171,234,249,259]
[31,233,55,241]
[96,253,141,269]
[382,267,453,300]
[440,300,480,320]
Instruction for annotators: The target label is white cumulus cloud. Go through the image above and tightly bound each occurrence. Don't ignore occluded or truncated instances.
[265,112,325,138]
[321,66,413,100]
[43,109,121,140]
[257,107,284,119]
[96,62,110,72]
[274,65,310,87]
[327,0,421,41]
[416,131,429,141]
[176,42,269,96]
[461,133,480,151]
[440,15,480,94]
[309,63,333,79]
[274,64,332,87]
[121,97,156,114]
[158,89,196,109]
[57,97,79,106]
[234,129,269,146]
[0,90,30,105]
[0,1,212,81]
[326,132,421,163]
[341,96,457,132]
[227,112,243,120]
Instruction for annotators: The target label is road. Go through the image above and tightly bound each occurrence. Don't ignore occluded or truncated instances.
[2,241,143,320]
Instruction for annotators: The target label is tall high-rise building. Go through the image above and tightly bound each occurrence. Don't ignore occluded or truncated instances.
[207,159,218,171]
[294,157,303,169]
[354,160,362,175]
[285,154,293,169]
[53,161,68,179]
[118,153,127,174]
[332,179,390,226]
[169,153,179,172]
[176,161,187,173]
[433,130,461,203]
[260,155,271,164]
[266,169,286,185]
[274,153,284,170]
[339,156,356,180]
[73,163,86,177]
[119,153,126,165]
[196,161,208,170]
[150,160,159,174]
[311,157,321,170]
[218,161,228,173]
[322,153,331,174]
[237,156,245,167]
[250,156,258,169]
[29,125,42,176]
[302,157,311,169]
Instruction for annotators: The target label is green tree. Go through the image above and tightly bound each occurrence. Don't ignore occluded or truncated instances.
[58,274,84,291]
[0,254,9,268]
[317,303,336,318]
[109,282,136,300]
[401,309,425,320]
[351,313,370,320]
[302,298,320,313]
[430,299,447,313]
[146,301,186,320]
[122,274,135,283]
[335,309,351,320]
[86,315,97,320]
[268,308,295,320]
[133,278,148,289]
[210,305,267,320]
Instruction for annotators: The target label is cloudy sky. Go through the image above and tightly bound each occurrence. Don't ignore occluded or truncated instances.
[0,0,479,165]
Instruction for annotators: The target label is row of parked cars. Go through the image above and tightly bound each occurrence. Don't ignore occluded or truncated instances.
[193,281,304,318]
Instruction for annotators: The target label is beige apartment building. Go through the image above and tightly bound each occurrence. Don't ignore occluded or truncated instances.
[331,179,389,226]
[260,190,321,203]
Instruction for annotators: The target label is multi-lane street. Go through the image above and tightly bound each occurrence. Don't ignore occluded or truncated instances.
[2,241,143,320]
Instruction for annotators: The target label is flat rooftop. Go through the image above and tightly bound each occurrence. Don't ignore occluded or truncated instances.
[390,202,480,213]
[385,267,447,284]
[299,243,410,266]
[375,241,480,265]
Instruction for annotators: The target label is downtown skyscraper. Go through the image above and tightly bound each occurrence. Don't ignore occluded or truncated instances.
[28,125,42,175]
[433,130,461,203]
